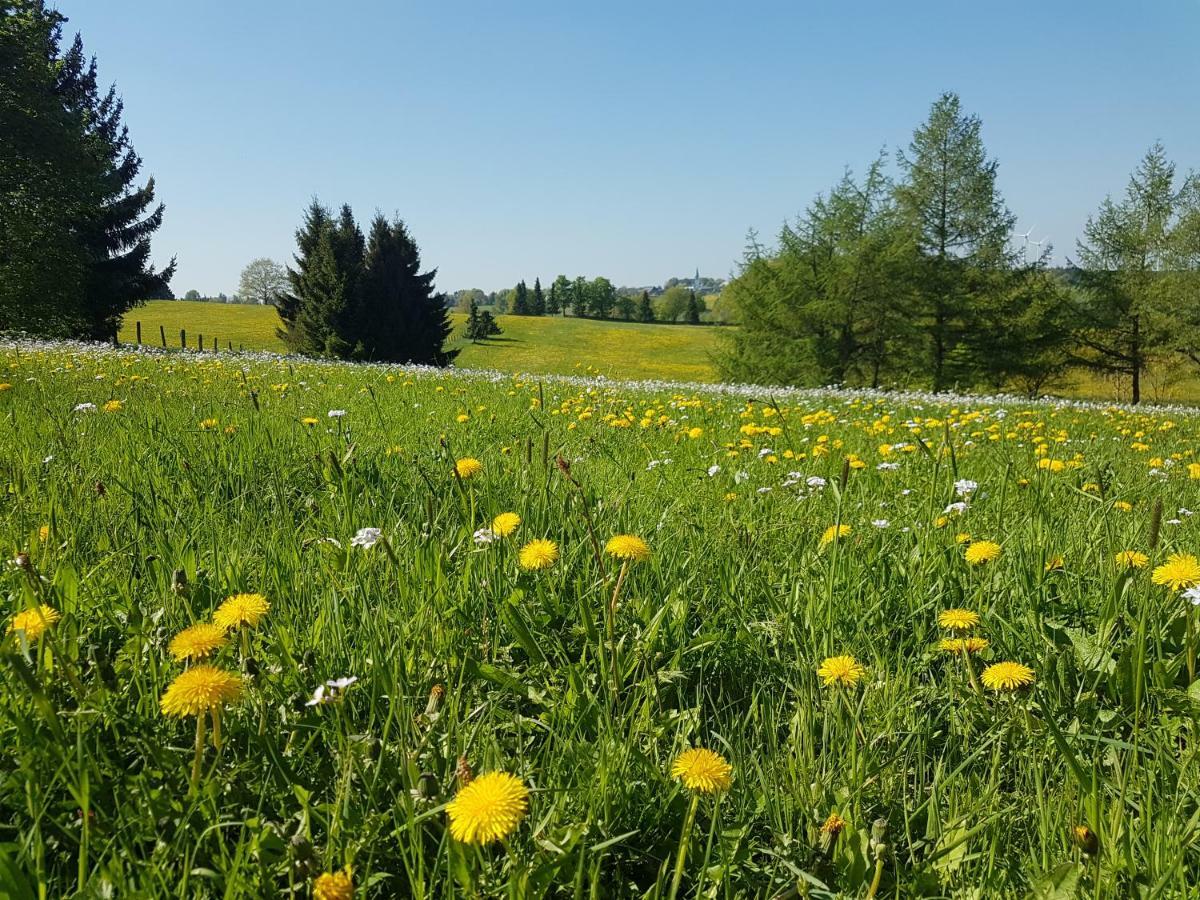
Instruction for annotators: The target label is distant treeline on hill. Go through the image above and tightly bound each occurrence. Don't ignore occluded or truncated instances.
[449,274,733,325]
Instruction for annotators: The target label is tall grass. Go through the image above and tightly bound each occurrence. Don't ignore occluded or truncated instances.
[1,342,1198,897]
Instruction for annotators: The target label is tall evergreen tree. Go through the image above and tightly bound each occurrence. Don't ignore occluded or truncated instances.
[1071,144,1197,403]
[638,290,655,322]
[531,277,545,315]
[895,92,1016,391]
[686,290,702,324]
[545,280,561,315]
[354,213,455,364]
[0,1,173,338]
[277,200,332,351]
[512,280,529,315]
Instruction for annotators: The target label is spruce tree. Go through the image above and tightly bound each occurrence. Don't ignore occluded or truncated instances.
[354,213,455,364]
[686,290,702,324]
[277,200,332,351]
[545,281,561,315]
[531,277,545,315]
[512,280,529,315]
[466,298,481,341]
[638,290,655,322]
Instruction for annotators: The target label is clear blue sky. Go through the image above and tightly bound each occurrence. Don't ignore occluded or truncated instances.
[61,0,1200,296]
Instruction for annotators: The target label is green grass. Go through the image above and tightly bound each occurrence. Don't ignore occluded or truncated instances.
[3,340,1200,896]
[119,301,725,382]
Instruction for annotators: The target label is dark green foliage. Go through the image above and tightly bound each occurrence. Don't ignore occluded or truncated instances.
[615,296,636,320]
[638,290,655,322]
[0,0,173,339]
[512,280,529,315]
[277,202,455,364]
[545,279,562,315]
[531,277,545,315]
[686,290,701,324]
[465,299,502,341]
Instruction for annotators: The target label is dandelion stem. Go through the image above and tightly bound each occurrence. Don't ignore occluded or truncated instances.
[668,794,700,900]
[608,560,629,696]
[190,713,207,794]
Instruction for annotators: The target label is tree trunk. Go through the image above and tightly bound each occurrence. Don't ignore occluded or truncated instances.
[1131,315,1141,405]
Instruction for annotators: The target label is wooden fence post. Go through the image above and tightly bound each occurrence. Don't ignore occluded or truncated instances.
[160,325,166,347]
[136,321,142,345]
[180,328,186,349]
[198,334,204,351]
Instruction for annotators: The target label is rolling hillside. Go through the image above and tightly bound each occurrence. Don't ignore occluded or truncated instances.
[118,301,726,381]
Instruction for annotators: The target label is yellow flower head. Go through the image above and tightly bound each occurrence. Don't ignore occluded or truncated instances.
[518,539,559,571]
[1152,553,1200,592]
[817,654,865,687]
[301,416,319,427]
[491,512,521,537]
[159,664,243,717]
[102,399,122,412]
[212,593,270,631]
[199,418,219,430]
[313,867,354,900]
[937,608,979,631]
[1044,554,1065,572]
[1115,550,1149,570]
[454,457,483,480]
[605,534,650,562]
[964,540,1001,565]
[38,524,50,542]
[7,605,61,642]
[820,813,847,836]
[446,771,529,844]
[819,524,852,549]
[939,637,989,654]
[981,661,1035,692]
[169,623,229,661]
[670,747,732,794]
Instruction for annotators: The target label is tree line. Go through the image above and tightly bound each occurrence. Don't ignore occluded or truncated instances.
[1,1,173,339]
[721,92,1200,402]
[462,276,716,324]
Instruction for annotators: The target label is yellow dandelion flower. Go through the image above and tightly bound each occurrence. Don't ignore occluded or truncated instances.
[938,637,989,654]
[670,747,732,794]
[1113,501,1132,512]
[1044,554,1064,572]
[964,540,1001,565]
[817,654,865,687]
[313,867,354,900]
[1115,550,1149,569]
[491,512,521,537]
[1072,825,1099,856]
[7,605,61,642]
[38,524,49,542]
[168,623,228,661]
[981,661,1035,692]
[102,399,122,412]
[954,532,972,544]
[518,539,559,571]
[446,771,529,844]
[199,418,219,430]
[159,665,243,717]
[605,534,650,562]
[1151,553,1200,592]
[301,416,319,426]
[212,593,270,631]
[938,608,979,631]
[819,524,851,548]
[454,457,483,479]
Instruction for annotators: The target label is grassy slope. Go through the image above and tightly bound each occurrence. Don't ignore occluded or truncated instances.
[120,301,725,382]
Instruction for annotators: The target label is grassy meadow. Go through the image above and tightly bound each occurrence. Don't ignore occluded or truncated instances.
[118,301,725,383]
[3,340,1200,896]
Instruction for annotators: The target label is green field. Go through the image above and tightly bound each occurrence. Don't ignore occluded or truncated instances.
[4,340,1200,895]
[119,300,725,382]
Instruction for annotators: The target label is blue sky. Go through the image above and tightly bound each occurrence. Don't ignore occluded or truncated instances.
[61,1,1200,296]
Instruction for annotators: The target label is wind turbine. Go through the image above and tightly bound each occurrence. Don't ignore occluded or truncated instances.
[1016,226,1035,265]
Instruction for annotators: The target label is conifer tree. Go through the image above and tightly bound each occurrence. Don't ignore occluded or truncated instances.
[686,290,702,324]
[531,277,545,315]
[512,280,529,315]
[638,290,655,322]
[545,281,561,315]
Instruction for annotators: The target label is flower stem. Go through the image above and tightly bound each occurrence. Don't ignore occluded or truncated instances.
[668,794,700,900]
[190,714,207,794]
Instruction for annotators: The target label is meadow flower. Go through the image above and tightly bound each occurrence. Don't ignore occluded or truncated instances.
[819,524,851,548]
[168,623,228,661]
[519,538,559,571]
[327,409,346,418]
[306,676,358,706]
[670,747,732,793]
[491,512,521,537]
[1044,554,1065,571]
[212,592,270,630]
[454,457,483,479]
[938,608,979,630]
[707,464,721,477]
[73,402,96,412]
[872,519,890,528]
[964,540,1001,565]
[818,654,865,687]
[301,416,319,426]
[6,605,60,641]
[446,771,529,844]
[1183,586,1200,606]
[1152,554,1200,591]
[102,399,122,412]
[350,527,382,549]
[199,417,218,430]
[1071,825,1099,856]
[954,478,978,496]
[820,813,847,838]
[939,637,989,654]
[313,868,354,900]
[159,665,243,717]
[473,527,497,545]
[1115,550,1149,569]
[606,534,650,562]
[981,661,1034,692]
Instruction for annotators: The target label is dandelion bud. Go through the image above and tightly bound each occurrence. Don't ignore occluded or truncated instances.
[289,833,314,861]
[417,771,439,799]
[425,684,444,717]
[1072,824,1099,856]
[13,551,30,570]
[870,817,889,860]
[170,569,189,595]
